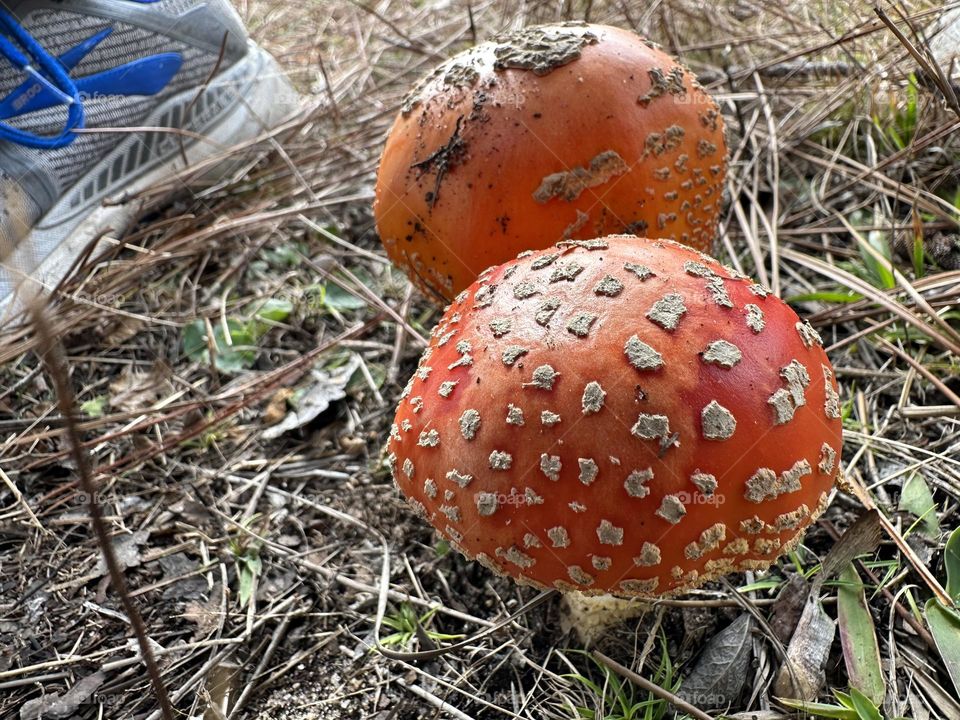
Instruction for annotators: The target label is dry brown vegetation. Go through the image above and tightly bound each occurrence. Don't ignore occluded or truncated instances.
[2,1,960,718]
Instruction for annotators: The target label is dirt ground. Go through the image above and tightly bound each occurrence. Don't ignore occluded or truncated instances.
[2,1,960,718]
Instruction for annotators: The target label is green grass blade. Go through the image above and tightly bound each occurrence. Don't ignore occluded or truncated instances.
[561,673,605,698]
[786,291,863,304]
[736,578,783,593]
[912,232,925,278]
[778,697,858,719]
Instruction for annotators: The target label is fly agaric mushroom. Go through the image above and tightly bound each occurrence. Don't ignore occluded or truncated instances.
[387,236,841,598]
[374,23,727,301]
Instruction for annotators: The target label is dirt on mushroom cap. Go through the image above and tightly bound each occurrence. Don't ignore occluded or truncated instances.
[387,236,842,598]
[375,23,728,302]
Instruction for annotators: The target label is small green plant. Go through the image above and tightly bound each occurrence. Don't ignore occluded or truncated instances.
[923,526,960,697]
[260,240,308,269]
[379,603,464,649]
[233,545,261,608]
[228,514,264,608]
[949,187,960,225]
[911,230,925,279]
[302,266,383,317]
[182,410,232,450]
[562,637,685,720]
[780,687,906,720]
[304,281,367,313]
[181,297,293,373]
[80,395,107,418]
[840,394,856,426]
[877,73,919,152]
[853,237,896,290]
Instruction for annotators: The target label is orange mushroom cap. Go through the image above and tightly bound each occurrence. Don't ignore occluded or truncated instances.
[387,236,842,597]
[374,22,727,302]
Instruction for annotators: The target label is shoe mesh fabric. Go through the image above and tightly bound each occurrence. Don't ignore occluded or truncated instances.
[0,0,290,311]
[0,5,235,189]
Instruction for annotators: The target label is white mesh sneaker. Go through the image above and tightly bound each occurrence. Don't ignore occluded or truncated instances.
[0,0,299,322]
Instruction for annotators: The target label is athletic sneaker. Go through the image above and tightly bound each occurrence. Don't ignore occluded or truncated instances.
[0,0,299,321]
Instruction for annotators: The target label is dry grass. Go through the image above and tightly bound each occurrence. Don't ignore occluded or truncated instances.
[2,1,960,718]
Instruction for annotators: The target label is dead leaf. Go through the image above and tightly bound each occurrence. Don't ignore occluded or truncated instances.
[100,315,144,346]
[20,671,105,719]
[203,661,242,720]
[338,434,367,456]
[678,613,753,710]
[263,388,294,426]
[769,575,810,644]
[93,530,150,577]
[184,585,224,639]
[774,512,883,701]
[680,605,720,653]
[774,587,836,700]
[170,498,215,528]
[261,355,361,440]
[900,657,960,718]
[907,689,931,720]
[109,365,172,413]
[157,553,207,600]
[818,510,883,586]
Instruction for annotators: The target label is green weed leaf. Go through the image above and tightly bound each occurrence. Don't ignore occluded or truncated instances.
[924,599,960,696]
[80,396,107,418]
[848,688,883,720]
[182,319,257,373]
[255,297,293,323]
[837,564,885,706]
[898,473,940,540]
[944,526,960,601]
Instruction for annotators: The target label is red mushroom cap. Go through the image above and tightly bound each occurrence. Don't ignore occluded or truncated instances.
[387,236,842,597]
[374,22,727,301]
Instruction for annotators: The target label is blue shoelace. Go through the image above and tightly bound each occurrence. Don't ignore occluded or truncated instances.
[0,8,83,149]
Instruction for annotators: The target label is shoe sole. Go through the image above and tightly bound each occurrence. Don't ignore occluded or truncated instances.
[1,42,299,322]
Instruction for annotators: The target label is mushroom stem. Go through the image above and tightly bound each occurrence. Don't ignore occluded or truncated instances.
[560,592,651,644]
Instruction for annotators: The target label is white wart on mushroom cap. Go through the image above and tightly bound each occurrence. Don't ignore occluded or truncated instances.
[387,236,842,597]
